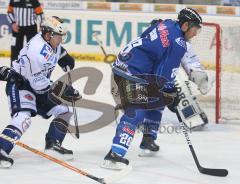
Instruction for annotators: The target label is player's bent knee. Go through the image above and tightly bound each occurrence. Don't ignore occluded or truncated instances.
[47,104,69,117]
[49,112,74,136]
[55,111,73,124]
[10,111,31,133]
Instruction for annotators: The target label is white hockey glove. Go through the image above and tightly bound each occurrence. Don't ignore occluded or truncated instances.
[189,69,209,95]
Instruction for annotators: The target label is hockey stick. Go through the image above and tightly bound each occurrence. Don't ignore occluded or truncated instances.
[66,66,80,139]
[92,32,117,64]
[176,111,228,177]
[0,134,132,184]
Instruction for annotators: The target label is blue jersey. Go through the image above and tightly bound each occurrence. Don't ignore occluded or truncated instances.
[113,19,187,89]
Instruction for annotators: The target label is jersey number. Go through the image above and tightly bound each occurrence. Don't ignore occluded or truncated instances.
[121,37,142,54]
[119,133,133,147]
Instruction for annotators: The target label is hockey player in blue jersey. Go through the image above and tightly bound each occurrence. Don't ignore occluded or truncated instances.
[137,20,209,156]
[138,40,209,157]
[101,8,203,170]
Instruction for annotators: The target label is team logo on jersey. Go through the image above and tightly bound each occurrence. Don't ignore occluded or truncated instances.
[158,22,167,31]
[24,94,34,101]
[158,22,169,48]
[175,37,187,50]
[33,76,45,84]
[123,126,135,136]
[40,44,57,64]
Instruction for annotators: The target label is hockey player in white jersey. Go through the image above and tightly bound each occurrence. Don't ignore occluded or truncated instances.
[139,41,209,156]
[0,16,81,168]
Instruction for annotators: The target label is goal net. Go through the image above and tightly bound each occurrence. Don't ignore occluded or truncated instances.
[190,22,240,123]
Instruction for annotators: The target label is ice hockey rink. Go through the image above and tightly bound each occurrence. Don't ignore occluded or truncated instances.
[0,58,239,184]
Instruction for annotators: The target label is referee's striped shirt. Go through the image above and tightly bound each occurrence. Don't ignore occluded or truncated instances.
[7,0,44,27]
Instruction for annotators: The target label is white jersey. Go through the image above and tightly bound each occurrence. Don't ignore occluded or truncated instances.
[12,33,64,93]
[181,42,204,75]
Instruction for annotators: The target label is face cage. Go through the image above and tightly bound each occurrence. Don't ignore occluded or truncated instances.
[183,21,202,36]
[189,21,202,28]
[189,22,202,34]
[51,31,68,43]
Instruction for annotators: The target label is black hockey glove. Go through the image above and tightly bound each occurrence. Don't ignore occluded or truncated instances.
[58,54,75,72]
[62,85,82,102]
[50,81,82,102]
[0,66,26,88]
[163,87,180,113]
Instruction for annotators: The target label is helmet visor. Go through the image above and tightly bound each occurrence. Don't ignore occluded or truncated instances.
[52,32,68,43]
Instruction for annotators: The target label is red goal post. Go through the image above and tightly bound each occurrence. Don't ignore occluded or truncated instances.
[191,22,222,123]
[204,22,221,123]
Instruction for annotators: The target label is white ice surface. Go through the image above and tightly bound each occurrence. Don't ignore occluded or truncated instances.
[0,58,239,184]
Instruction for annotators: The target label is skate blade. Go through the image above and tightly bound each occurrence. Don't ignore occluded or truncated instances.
[0,160,13,168]
[138,149,158,157]
[101,160,128,171]
[44,149,73,161]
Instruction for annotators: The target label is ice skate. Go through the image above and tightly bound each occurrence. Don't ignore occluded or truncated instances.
[139,135,159,157]
[101,150,129,170]
[45,139,73,161]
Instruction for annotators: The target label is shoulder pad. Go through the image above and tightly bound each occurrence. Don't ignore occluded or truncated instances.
[175,37,187,50]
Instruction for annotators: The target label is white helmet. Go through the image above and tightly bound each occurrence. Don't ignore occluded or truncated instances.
[41,16,68,41]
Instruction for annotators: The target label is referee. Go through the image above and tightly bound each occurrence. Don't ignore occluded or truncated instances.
[7,0,44,64]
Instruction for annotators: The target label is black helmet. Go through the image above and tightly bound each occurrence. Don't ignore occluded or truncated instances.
[178,8,202,28]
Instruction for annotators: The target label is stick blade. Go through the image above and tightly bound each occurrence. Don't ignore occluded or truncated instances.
[200,168,228,177]
[75,133,80,139]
